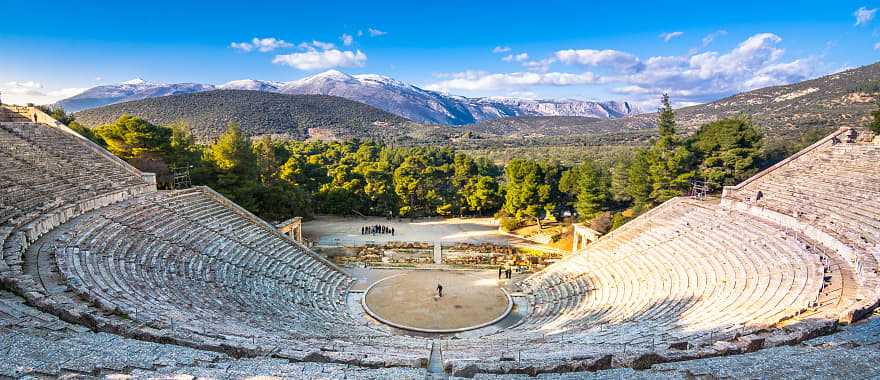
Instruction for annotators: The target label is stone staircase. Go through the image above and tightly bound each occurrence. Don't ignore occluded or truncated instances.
[426,339,448,379]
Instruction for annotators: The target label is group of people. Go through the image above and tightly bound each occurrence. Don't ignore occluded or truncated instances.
[361,224,394,236]
[498,267,513,279]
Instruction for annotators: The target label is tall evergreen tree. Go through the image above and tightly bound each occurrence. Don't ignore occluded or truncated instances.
[610,157,633,205]
[658,93,676,138]
[252,136,280,185]
[625,149,653,208]
[574,160,611,220]
[648,94,694,202]
[870,100,880,134]
[503,159,552,227]
[166,121,199,169]
[689,117,763,188]
[205,123,258,176]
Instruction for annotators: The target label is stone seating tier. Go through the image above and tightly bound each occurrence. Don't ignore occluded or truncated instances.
[2,120,878,376]
[721,134,880,321]
[440,198,824,364]
[0,122,153,278]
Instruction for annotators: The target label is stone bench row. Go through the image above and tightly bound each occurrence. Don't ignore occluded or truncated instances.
[499,199,821,353]
[723,140,880,321]
[51,189,376,351]
[0,122,150,276]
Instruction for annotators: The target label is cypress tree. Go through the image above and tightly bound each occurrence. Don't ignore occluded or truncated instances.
[658,93,676,138]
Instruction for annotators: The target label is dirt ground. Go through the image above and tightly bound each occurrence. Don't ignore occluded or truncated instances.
[362,270,510,331]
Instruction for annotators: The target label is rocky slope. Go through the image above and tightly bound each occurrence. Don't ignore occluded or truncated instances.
[590,62,880,137]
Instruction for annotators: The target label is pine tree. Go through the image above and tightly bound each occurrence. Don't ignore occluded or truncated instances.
[574,160,611,220]
[648,94,694,202]
[625,149,653,208]
[658,93,676,138]
[690,117,763,188]
[94,115,171,160]
[205,123,258,176]
[870,100,880,134]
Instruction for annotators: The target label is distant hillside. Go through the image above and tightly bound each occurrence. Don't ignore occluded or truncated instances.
[591,62,880,137]
[57,79,213,113]
[463,116,612,137]
[56,70,641,125]
[73,90,424,142]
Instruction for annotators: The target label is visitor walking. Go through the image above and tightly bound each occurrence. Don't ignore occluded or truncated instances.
[498,267,503,279]
[437,284,443,297]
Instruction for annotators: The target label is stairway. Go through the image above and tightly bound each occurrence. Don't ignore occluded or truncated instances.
[425,339,448,379]
[433,242,442,264]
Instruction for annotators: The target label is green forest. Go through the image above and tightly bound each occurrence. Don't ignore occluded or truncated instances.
[45,94,835,230]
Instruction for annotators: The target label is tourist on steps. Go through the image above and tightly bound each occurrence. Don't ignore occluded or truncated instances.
[437,284,443,297]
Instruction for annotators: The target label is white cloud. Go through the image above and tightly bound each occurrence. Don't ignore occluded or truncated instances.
[230,37,293,53]
[230,41,253,52]
[428,32,815,104]
[492,46,511,53]
[522,58,556,72]
[855,7,877,26]
[340,33,353,46]
[612,33,813,102]
[702,30,728,47]
[659,31,684,42]
[357,30,364,37]
[742,59,812,89]
[6,80,42,91]
[425,70,598,92]
[367,28,387,37]
[310,40,336,50]
[1,81,86,105]
[554,49,642,72]
[501,53,529,62]
[47,87,88,99]
[272,49,367,70]
[875,42,880,50]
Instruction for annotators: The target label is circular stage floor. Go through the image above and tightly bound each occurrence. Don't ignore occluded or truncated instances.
[362,270,512,333]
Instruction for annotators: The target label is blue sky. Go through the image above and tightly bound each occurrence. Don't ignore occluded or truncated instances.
[2,0,879,108]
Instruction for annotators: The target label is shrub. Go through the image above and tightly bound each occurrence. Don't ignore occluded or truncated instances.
[500,216,520,232]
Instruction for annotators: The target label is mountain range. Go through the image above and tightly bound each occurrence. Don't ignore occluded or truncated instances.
[72,90,434,142]
[67,60,880,145]
[57,70,640,125]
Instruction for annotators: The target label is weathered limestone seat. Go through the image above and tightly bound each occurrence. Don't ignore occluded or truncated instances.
[438,197,825,368]
[53,188,357,339]
[0,121,154,279]
[2,112,880,377]
[721,128,880,322]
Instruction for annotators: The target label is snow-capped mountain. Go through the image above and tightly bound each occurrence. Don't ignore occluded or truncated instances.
[277,70,484,125]
[276,70,641,124]
[57,80,214,112]
[57,71,641,124]
[217,79,283,92]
